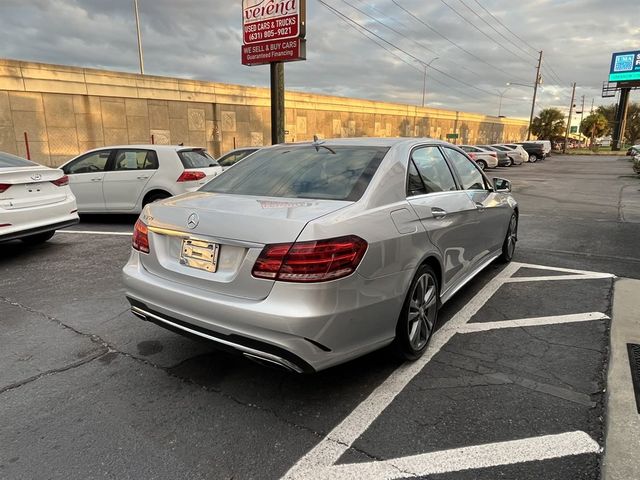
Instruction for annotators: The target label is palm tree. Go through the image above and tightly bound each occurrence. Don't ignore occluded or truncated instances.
[530,108,565,140]
[580,113,608,149]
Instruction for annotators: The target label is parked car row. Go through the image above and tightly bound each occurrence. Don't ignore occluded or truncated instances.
[2,137,520,372]
[459,141,550,170]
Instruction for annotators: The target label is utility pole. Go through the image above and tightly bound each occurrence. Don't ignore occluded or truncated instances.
[590,98,594,114]
[527,50,543,140]
[563,82,576,154]
[579,95,585,145]
[133,0,144,74]
[270,63,285,145]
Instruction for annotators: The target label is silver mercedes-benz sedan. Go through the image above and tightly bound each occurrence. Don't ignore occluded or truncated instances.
[123,138,518,373]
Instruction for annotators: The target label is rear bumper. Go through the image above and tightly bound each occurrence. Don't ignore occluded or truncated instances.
[498,157,511,166]
[122,251,408,372]
[0,195,79,242]
[0,217,79,242]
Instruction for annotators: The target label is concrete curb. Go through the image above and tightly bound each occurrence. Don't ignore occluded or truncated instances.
[602,278,640,479]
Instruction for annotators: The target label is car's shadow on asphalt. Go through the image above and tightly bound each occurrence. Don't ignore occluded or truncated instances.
[162,261,511,402]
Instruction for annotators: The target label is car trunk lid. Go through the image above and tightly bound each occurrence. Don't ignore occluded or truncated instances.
[139,192,352,300]
[0,167,68,210]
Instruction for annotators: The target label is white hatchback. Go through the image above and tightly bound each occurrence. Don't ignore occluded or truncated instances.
[0,151,78,244]
[61,145,223,214]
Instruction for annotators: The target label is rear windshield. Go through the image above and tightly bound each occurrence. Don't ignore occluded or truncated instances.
[200,145,388,201]
[0,152,38,168]
[178,149,219,168]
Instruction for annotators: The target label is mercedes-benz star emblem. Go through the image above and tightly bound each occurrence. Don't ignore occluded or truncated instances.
[187,213,199,229]
[31,174,42,181]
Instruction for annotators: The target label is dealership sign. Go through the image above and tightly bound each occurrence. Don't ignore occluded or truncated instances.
[609,50,640,84]
[242,0,306,66]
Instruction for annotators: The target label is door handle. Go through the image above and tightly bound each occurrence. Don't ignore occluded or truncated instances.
[475,202,486,211]
[431,207,447,219]
[91,178,102,182]
[137,176,150,180]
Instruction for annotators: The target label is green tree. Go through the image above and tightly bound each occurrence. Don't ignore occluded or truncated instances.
[580,113,608,148]
[596,105,615,135]
[530,108,565,140]
[597,102,640,145]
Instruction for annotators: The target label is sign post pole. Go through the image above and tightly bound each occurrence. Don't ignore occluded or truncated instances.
[242,0,306,146]
[271,62,285,144]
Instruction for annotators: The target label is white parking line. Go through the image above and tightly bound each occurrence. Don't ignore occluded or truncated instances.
[58,230,131,236]
[506,274,615,282]
[292,431,601,479]
[282,262,612,479]
[457,311,610,334]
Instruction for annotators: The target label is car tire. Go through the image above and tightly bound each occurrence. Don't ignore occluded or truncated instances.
[529,154,538,163]
[507,157,514,166]
[20,230,55,245]
[498,213,518,263]
[476,160,487,170]
[393,264,439,361]
[143,192,170,207]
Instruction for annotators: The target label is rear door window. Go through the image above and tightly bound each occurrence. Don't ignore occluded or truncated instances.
[0,152,37,168]
[408,146,457,195]
[443,148,489,191]
[178,149,219,168]
[200,145,388,201]
[113,149,158,170]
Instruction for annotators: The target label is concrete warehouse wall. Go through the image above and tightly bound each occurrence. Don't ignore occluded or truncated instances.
[0,58,529,166]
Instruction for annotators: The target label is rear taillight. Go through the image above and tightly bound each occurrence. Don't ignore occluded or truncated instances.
[51,175,69,187]
[132,219,150,254]
[0,184,10,193]
[252,235,368,283]
[490,153,497,158]
[177,171,206,182]
[468,153,477,160]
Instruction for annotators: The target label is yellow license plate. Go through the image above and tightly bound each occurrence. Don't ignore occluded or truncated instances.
[180,238,219,273]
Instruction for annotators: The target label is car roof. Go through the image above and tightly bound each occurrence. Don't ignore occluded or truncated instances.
[82,144,203,153]
[275,137,454,149]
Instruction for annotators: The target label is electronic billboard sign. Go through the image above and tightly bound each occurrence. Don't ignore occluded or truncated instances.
[609,50,640,83]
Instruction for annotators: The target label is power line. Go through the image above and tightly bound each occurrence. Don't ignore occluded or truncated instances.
[346,0,492,81]
[470,0,566,85]
[471,0,538,54]
[317,0,490,102]
[317,0,525,100]
[438,0,535,67]
[457,0,538,61]
[390,0,529,84]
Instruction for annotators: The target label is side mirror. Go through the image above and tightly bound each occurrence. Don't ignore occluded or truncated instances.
[493,177,511,192]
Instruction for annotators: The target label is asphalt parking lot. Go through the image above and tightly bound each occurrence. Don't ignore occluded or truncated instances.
[1,154,638,479]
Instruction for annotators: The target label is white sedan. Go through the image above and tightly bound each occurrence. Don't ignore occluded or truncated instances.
[61,145,223,214]
[0,151,79,244]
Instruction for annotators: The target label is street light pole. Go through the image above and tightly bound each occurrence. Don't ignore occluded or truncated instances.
[421,57,438,108]
[134,0,144,75]
[497,87,510,117]
[527,50,543,140]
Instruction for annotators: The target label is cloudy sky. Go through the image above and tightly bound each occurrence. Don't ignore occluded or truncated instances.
[0,0,638,119]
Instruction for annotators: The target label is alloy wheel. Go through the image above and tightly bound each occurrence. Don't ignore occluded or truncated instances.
[506,215,517,258]
[407,273,437,350]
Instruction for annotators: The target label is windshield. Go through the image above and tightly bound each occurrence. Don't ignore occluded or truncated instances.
[201,145,388,201]
[178,149,219,168]
[0,151,38,168]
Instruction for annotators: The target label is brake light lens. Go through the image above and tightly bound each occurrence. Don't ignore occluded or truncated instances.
[132,219,150,254]
[252,235,368,283]
[177,171,206,182]
[51,175,69,187]
[467,153,477,160]
[490,153,497,158]
[0,184,10,193]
